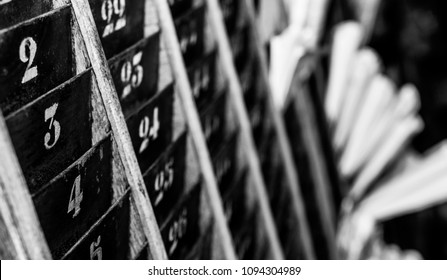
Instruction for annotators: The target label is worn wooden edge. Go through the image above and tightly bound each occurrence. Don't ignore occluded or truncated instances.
[292,74,337,259]
[0,114,52,259]
[152,0,236,260]
[70,0,167,260]
[206,0,284,259]
[242,0,316,260]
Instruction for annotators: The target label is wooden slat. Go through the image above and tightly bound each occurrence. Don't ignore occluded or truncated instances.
[206,0,284,259]
[0,113,51,259]
[242,0,316,259]
[290,65,337,258]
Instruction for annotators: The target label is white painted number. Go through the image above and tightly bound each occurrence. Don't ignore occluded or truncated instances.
[67,175,83,218]
[204,114,220,140]
[168,208,187,255]
[221,0,232,19]
[154,158,174,205]
[44,103,61,150]
[120,51,143,99]
[192,69,201,98]
[19,37,38,84]
[180,21,197,54]
[215,156,231,184]
[90,236,103,260]
[201,65,210,90]
[101,0,126,37]
[192,65,210,99]
[138,107,160,153]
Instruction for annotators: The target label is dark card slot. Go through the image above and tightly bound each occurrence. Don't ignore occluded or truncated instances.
[143,132,187,225]
[187,49,217,110]
[211,132,238,195]
[160,185,201,259]
[6,70,93,193]
[88,0,145,58]
[63,190,131,260]
[126,83,174,172]
[168,0,193,19]
[109,32,161,117]
[174,5,205,67]
[33,135,114,259]
[199,90,227,152]
[0,0,53,29]
[0,6,73,116]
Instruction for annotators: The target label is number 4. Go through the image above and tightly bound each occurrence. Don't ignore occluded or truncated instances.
[138,107,160,153]
[67,175,83,218]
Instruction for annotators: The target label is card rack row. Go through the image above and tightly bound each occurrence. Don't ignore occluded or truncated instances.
[0,0,333,259]
[253,0,352,259]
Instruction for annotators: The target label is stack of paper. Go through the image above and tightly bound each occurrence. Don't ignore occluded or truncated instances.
[326,21,447,259]
[269,0,329,109]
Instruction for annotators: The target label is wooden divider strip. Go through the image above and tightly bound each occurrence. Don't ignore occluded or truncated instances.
[242,0,316,259]
[206,0,284,259]
[0,115,51,259]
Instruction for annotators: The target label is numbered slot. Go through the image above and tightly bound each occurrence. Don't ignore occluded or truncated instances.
[6,71,93,193]
[184,221,213,260]
[33,136,113,259]
[88,0,144,58]
[248,97,268,149]
[222,169,248,235]
[211,133,238,195]
[233,210,257,260]
[167,0,193,19]
[230,25,251,74]
[199,91,227,151]
[126,84,174,172]
[63,191,131,260]
[187,50,217,110]
[259,131,280,191]
[160,186,201,259]
[143,133,187,223]
[219,0,240,35]
[108,32,160,116]
[174,5,205,67]
[0,0,54,30]
[0,6,73,116]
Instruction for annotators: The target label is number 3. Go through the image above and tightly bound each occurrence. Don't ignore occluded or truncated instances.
[44,103,61,150]
[19,37,38,84]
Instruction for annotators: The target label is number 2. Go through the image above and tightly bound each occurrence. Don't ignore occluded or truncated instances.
[67,175,83,218]
[19,37,38,84]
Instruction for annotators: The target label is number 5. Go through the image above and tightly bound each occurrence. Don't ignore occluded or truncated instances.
[120,51,144,99]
